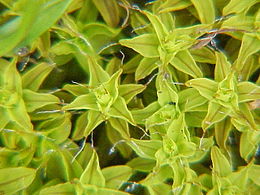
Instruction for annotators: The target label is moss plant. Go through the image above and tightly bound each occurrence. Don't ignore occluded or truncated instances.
[0,0,259,194]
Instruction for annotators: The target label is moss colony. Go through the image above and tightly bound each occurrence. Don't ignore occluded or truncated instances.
[0,0,259,194]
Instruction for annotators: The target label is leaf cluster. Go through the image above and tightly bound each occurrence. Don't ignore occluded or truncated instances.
[0,0,259,194]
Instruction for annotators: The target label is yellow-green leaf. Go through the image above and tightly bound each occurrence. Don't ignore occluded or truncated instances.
[223,0,258,15]
[0,167,36,194]
[120,34,160,58]
[92,0,119,27]
[170,50,203,78]
[80,150,105,187]
[190,0,215,24]
[214,52,231,82]
[211,146,232,177]
[135,57,159,81]
[102,165,132,189]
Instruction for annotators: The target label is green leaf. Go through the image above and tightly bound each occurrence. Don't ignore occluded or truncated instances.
[83,23,121,39]
[202,102,230,130]
[123,54,143,74]
[222,0,258,15]
[39,182,76,195]
[190,0,215,24]
[102,165,132,189]
[135,57,159,81]
[189,47,216,64]
[7,98,33,131]
[178,88,208,112]
[108,118,130,139]
[84,110,104,137]
[221,14,255,32]
[63,93,98,111]
[88,56,110,87]
[132,102,161,124]
[237,82,260,103]
[72,111,88,140]
[106,123,132,158]
[2,58,22,93]
[0,0,39,56]
[0,108,9,129]
[18,0,73,48]
[22,62,54,91]
[249,164,260,185]
[120,34,160,58]
[63,84,89,96]
[170,50,203,78]
[214,52,231,82]
[0,167,36,194]
[157,0,192,13]
[228,165,249,191]
[96,187,130,195]
[234,34,260,73]
[23,89,60,112]
[240,131,259,161]
[185,112,207,127]
[143,11,169,44]
[214,118,232,150]
[127,157,156,172]
[40,113,72,144]
[186,78,218,100]
[211,146,232,177]
[146,183,172,195]
[157,78,178,106]
[80,150,105,187]
[46,149,82,181]
[231,103,258,131]
[127,139,162,160]
[109,96,135,125]
[92,0,119,27]
[119,84,146,104]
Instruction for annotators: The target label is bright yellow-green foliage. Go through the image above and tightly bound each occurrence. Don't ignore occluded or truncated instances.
[0,0,259,194]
